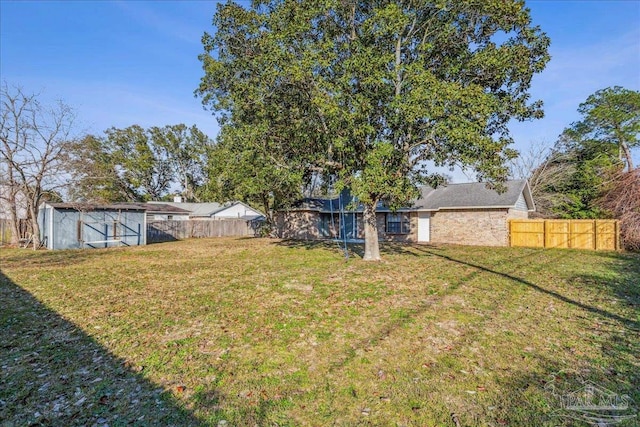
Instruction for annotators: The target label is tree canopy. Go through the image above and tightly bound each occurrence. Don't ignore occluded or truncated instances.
[528,86,639,220]
[198,0,550,260]
[570,86,640,173]
[66,124,212,203]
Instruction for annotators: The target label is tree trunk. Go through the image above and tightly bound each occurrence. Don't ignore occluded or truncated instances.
[362,201,381,261]
[28,201,41,249]
[7,192,20,245]
[621,141,634,172]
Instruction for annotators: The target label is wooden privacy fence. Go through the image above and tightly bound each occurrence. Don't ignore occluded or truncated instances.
[509,219,620,250]
[147,219,261,243]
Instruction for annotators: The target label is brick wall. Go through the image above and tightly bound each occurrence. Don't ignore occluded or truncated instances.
[275,211,420,242]
[375,212,418,243]
[276,209,528,246]
[275,211,322,240]
[430,208,527,247]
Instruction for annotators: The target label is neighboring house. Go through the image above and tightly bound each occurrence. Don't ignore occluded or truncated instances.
[147,201,264,220]
[275,180,535,247]
[125,203,192,221]
[38,202,147,250]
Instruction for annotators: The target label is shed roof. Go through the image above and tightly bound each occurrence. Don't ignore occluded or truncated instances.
[43,202,147,211]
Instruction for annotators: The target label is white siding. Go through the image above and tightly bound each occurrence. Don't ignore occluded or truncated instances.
[212,203,262,218]
[515,192,528,211]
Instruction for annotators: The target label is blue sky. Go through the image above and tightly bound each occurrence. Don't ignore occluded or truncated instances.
[1,0,639,182]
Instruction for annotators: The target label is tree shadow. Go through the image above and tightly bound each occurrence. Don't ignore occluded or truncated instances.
[411,246,639,331]
[0,248,109,269]
[273,238,355,257]
[272,238,442,259]
[0,271,204,426]
[396,246,640,425]
[569,251,640,308]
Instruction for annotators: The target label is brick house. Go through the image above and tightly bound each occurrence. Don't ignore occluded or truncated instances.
[274,180,534,247]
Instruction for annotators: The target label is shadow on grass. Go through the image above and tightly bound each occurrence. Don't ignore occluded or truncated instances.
[570,251,640,307]
[285,240,639,424]
[0,248,109,269]
[273,238,442,259]
[0,271,203,426]
[410,246,640,331]
[405,245,640,425]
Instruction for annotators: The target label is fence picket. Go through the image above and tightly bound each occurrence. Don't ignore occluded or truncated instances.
[146,219,261,243]
[509,219,619,250]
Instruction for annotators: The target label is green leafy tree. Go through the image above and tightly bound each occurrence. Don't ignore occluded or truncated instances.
[198,0,550,260]
[67,125,212,202]
[533,140,617,218]
[149,124,212,202]
[105,125,173,201]
[530,87,639,219]
[65,134,138,203]
[199,124,307,226]
[571,86,640,173]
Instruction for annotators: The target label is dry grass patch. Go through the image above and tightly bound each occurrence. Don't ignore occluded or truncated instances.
[1,238,638,426]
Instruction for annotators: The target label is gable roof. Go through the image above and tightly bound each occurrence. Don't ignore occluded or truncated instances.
[285,180,535,213]
[413,180,535,211]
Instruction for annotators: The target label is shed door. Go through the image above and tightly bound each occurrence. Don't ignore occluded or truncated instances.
[418,212,430,243]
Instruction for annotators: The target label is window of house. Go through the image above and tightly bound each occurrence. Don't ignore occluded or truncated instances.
[319,213,339,238]
[386,212,410,234]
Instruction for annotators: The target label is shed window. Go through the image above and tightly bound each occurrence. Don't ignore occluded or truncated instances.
[386,213,410,234]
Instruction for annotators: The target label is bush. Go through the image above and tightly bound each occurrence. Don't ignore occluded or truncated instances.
[600,169,640,251]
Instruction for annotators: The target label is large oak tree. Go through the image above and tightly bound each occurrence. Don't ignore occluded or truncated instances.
[198,0,550,260]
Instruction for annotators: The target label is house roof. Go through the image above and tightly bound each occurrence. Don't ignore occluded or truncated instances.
[148,201,264,219]
[287,180,535,213]
[125,203,192,215]
[413,180,535,211]
[148,201,224,217]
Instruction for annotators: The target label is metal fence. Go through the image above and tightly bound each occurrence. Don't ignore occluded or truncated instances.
[509,219,620,250]
[147,219,262,243]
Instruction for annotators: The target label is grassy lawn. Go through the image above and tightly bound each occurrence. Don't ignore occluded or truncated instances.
[1,238,638,426]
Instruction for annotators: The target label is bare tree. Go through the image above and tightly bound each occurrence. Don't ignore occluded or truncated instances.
[510,140,576,217]
[0,83,76,248]
[600,169,640,251]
